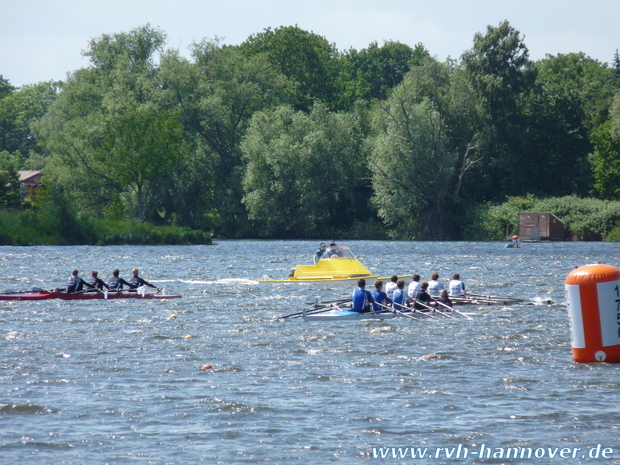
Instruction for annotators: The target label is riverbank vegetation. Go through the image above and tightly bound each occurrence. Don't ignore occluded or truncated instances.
[1,21,620,243]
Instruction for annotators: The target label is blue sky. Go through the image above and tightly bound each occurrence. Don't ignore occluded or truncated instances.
[2,0,618,88]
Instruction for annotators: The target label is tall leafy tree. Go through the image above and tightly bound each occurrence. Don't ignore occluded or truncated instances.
[36,25,184,221]
[0,154,21,207]
[241,104,365,237]
[369,61,457,239]
[337,41,429,109]
[523,53,614,196]
[159,40,289,235]
[0,81,60,165]
[591,91,620,199]
[240,26,339,111]
[590,119,620,199]
[461,20,535,200]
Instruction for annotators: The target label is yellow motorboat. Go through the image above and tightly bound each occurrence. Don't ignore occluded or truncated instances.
[259,245,410,284]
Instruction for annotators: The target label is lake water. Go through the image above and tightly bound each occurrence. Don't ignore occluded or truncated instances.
[1,240,620,464]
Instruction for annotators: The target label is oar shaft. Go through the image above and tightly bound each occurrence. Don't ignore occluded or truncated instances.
[467,293,523,302]
[452,308,473,319]
[305,298,350,306]
[282,301,353,319]
[428,301,456,319]
[407,300,439,318]
[376,302,418,320]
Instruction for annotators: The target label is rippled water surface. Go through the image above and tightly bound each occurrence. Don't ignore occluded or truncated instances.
[1,240,620,464]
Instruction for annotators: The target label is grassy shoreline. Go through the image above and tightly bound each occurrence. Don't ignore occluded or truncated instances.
[0,209,212,246]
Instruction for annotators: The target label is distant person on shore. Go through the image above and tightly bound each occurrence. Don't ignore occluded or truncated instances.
[66,269,95,293]
[88,270,109,291]
[128,268,158,291]
[108,269,131,291]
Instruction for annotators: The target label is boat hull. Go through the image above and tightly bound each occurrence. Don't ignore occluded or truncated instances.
[0,292,56,301]
[0,291,181,301]
[260,274,412,285]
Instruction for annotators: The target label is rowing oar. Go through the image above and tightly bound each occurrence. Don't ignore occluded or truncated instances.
[280,307,332,319]
[280,304,332,319]
[407,300,444,318]
[432,299,472,320]
[281,301,352,319]
[393,300,438,319]
[418,300,455,319]
[375,302,418,320]
[466,293,528,303]
[304,298,350,306]
[452,295,519,305]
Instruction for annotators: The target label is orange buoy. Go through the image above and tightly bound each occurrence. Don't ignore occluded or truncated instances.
[202,364,212,370]
[565,264,620,363]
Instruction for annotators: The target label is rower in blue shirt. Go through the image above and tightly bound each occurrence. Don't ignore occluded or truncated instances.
[392,279,407,311]
[352,278,375,313]
[371,279,391,312]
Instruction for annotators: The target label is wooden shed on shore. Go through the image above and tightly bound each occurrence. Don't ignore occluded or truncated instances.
[18,170,42,200]
[518,212,565,241]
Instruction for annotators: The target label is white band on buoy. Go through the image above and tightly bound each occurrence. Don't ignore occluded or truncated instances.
[565,264,620,363]
[565,284,585,348]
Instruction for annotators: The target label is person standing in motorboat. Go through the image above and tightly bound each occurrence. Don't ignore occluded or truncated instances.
[314,242,327,264]
[327,242,342,258]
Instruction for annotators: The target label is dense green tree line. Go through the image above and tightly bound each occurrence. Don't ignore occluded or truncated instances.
[1,21,619,241]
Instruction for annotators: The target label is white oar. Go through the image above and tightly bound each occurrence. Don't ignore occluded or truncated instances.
[418,300,455,319]
[375,302,418,320]
[393,300,438,319]
[466,293,525,303]
[281,304,335,319]
[305,297,350,306]
[432,299,472,320]
[407,300,444,318]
